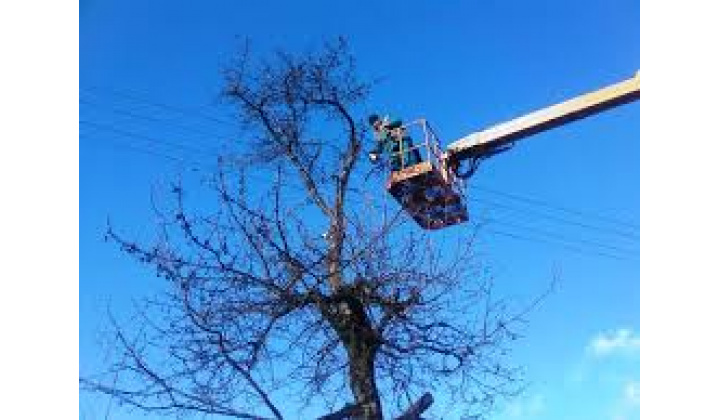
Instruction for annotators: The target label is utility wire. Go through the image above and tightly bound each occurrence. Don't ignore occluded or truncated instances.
[475,197,639,240]
[82,87,639,239]
[481,216,637,256]
[80,120,219,157]
[83,126,631,261]
[80,97,234,141]
[79,115,378,205]
[82,119,634,259]
[81,85,237,128]
[79,90,639,257]
[477,184,639,230]
[483,227,635,261]
[80,122,318,202]
[80,128,205,168]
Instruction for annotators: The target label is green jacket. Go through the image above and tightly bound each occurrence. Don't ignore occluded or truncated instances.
[370,118,421,171]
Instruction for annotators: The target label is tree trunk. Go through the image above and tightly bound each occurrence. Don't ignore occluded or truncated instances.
[323,290,383,419]
[325,209,381,418]
[347,343,382,419]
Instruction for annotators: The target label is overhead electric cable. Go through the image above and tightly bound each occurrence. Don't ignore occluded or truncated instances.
[475,197,639,240]
[79,120,219,157]
[81,85,237,128]
[483,228,635,261]
[482,216,637,256]
[80,97,234,141]
[477,184,639,230]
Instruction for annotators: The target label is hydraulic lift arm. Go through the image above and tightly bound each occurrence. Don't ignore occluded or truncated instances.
[446,72,640,165]
[379,72,639,230]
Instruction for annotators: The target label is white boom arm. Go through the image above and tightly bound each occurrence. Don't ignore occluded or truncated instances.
[446,72,640,163]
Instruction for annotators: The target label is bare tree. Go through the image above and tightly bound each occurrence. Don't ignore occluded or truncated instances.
[81,38,543,419]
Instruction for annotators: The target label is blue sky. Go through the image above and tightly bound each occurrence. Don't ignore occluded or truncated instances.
[80,1,639,419]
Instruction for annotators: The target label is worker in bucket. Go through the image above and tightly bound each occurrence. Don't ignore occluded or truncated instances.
[368,114,422,171]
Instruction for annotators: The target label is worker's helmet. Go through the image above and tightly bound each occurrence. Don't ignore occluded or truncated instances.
[368,114,381,127]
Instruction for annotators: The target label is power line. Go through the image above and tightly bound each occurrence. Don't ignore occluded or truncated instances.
[80,128,205,168]
[81,126,632,261]
[79,88,638,234]
[477,184,639,230]
[79,122,321,201]
[79,120,220,158]
[481,216,637,256]
[79,114,375,204]
[81,85,238,128]
[79,91,639,250]
[81,119,636,253]
[80,97,234,141]
[475,197,639,240]
[483,227,635,261]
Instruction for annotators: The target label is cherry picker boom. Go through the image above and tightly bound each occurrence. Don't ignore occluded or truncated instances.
[382,72,640,230]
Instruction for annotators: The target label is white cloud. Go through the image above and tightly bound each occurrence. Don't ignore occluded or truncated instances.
[609,379,640,420]
[623,380,640,406]
[587,328,640,357]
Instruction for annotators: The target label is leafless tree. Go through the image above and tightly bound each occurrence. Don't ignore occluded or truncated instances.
[81,38,545,420]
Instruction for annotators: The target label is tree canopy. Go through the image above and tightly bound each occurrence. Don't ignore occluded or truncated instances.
[81,38,544,420]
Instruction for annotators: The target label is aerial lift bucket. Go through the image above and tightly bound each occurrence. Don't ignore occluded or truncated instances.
[385,120,468,229]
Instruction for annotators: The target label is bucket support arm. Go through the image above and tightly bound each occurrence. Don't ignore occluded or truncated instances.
[446,72,640,165]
